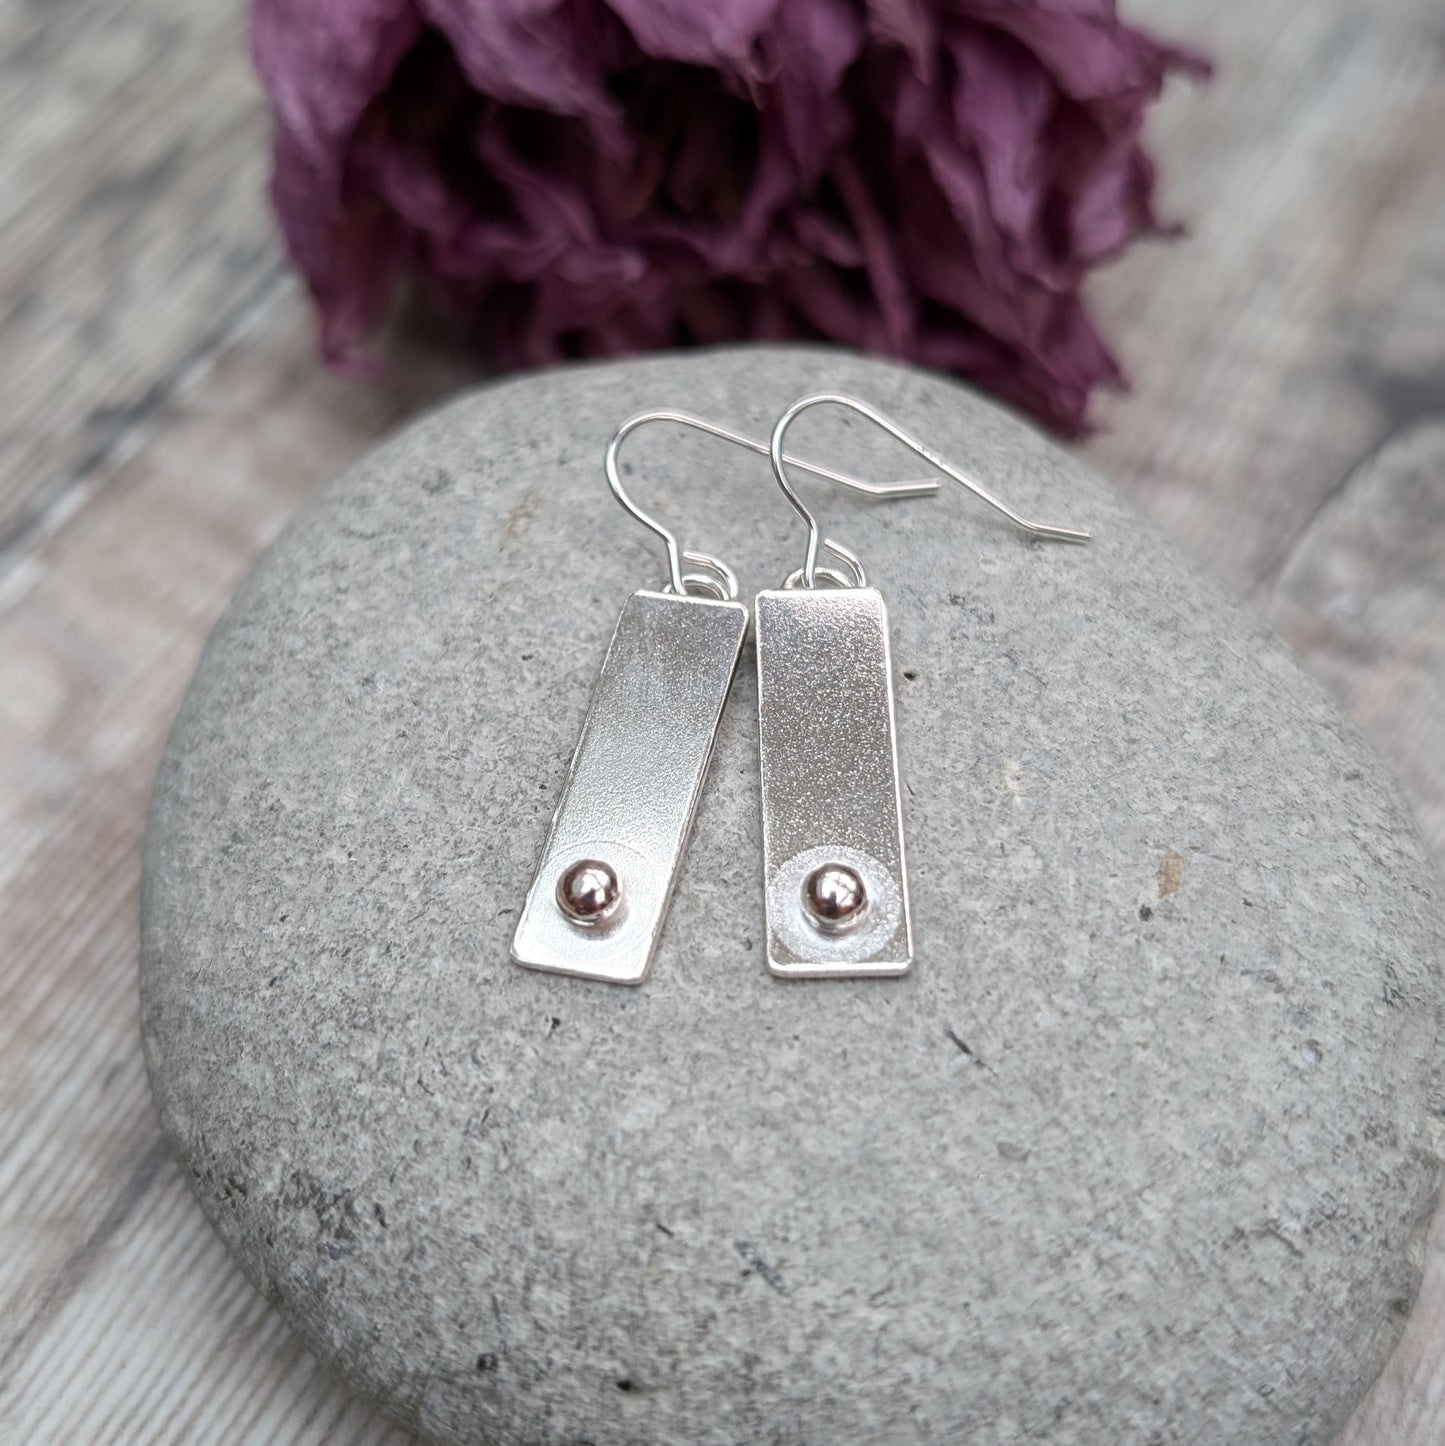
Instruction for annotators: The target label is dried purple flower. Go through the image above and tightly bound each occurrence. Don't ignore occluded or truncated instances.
[253,0,1207,435]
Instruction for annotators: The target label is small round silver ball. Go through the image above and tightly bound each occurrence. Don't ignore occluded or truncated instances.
[802,863,869,935]
[556,859,622,926]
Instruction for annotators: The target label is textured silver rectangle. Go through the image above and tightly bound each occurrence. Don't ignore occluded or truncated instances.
[512,589,747,985]
[755,587,912,978]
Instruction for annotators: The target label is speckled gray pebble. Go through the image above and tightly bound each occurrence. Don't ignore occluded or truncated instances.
[141,347,1445,1446]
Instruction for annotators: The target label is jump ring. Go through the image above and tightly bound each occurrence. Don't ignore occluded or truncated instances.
[665,550,739,602]
[784,538,867,590]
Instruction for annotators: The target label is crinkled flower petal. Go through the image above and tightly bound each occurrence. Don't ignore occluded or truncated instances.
[254,0,1208,434]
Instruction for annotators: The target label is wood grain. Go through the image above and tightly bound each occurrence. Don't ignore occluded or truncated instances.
[0,0,286,558]
[0,0,1441,1440]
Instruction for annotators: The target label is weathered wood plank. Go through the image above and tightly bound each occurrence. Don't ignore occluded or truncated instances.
[1086,0,1445,598]
[0,0,283,558]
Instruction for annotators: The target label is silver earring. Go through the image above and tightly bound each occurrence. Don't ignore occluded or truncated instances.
[755,393,1090,980]
[510,409,937,986]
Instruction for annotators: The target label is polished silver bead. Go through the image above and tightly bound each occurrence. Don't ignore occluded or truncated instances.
[556,859,622,926]
[801,863,869,934]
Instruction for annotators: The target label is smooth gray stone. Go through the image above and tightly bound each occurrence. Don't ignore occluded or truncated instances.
[141,347,1444,1446]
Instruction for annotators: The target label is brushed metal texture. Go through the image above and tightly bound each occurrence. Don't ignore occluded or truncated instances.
[755,586,913,977]
[512,589,747,984]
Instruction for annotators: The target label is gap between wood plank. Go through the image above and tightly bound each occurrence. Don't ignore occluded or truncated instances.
[0,265,290,580]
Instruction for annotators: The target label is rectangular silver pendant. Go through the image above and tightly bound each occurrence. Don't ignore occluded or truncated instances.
[755,587,913,978]
[511,589,747,985]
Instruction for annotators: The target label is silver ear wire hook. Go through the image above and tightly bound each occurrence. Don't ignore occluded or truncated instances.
[768,393,1092,588]
[605,409,939,596]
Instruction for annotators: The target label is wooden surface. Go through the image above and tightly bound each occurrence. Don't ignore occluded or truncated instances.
[1,0,1442,1440]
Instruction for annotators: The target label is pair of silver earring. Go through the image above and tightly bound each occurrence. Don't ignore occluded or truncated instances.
[510,394,1088,986]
